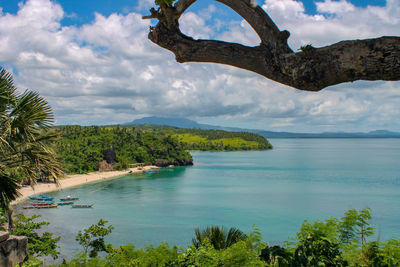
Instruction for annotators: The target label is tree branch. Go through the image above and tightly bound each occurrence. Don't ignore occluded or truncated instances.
[216,0,291,52]
[143,0,400,91]
[175,0,197,17]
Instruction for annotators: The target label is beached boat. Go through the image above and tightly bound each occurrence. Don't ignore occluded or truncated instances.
[29,195,53,201]
[72,204,93,208]
[60,196,79,201]
[57,201,74,206]
[35,204,58,209]
[32,202,54,207]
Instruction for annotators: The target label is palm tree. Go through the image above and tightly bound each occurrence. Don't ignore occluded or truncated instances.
[0,67,62,229]
[192,225,247,250]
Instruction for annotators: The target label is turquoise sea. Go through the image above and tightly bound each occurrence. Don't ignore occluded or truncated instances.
[17,138,400,261]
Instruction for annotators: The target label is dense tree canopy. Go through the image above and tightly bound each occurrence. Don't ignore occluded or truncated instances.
[55,125,193,174]
[143,0,400,91]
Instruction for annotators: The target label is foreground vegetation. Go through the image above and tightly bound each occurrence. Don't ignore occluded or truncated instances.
[0,67,62,229]
[13,207,400,267]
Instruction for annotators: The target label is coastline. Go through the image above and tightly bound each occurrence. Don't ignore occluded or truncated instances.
[11,166,159,205]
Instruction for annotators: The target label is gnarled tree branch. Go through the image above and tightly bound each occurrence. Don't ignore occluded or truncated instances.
[143,0,400,91]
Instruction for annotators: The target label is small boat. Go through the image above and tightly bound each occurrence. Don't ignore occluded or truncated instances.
[57,201,74,206]
[32,202,54,207]
[29,195,53,201]
[72,204,93,208]
[23,206,36,209]
[35,204,58,209]
[60,196,79,201]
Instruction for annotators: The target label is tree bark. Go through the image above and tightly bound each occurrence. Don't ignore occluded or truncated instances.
[143,0,400,91]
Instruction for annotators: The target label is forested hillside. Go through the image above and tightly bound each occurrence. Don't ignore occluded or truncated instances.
[55,126,193,174]
[171,128,272,151]
[54,125,272,174]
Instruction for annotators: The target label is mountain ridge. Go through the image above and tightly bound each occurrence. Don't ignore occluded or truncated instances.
[125,116,400,138]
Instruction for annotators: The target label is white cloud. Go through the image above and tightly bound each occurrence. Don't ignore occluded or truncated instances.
[0,0,399,132]
[180,11,214,39]
[316,0,356,14]
[263,0,400,48]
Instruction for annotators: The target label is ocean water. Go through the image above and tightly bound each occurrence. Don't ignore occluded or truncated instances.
[17,138,400,260]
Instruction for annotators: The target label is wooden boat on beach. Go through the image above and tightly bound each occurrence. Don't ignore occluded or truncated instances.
[57,201,74,206]
[72,204,93,208]
[32,202,55,207]
[60,196,79,201]
[35,204,57,209]
[29,195,53,201]
[24,204,57,209]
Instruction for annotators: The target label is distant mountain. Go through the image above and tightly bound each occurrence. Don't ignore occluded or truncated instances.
[126,116,203,128]
[125,116,400,138]
[125,116,217,129]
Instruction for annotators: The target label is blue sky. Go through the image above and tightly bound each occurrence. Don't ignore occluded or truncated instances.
[0,0,399,132]
[1,0,388,25]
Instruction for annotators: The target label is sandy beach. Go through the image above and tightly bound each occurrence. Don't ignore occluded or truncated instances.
[11,166,159,205]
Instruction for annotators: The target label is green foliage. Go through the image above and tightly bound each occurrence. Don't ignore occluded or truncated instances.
[177,239,265,267]
[260,245,291,266]
[32,208,400,266]
[55,126,193,174]
[291,218,346,266]
[381,238,400,266]
[11,214,60,259]
[20,258,45,267]
[76,219,114,258]
[340,207,375,246]
[172,129,272,151]
[55,125,271,174]
[192,225,248,250]
[0,209,7,226]
[106,242,180,266]
[0,67,62,228]
[59,228,265,267]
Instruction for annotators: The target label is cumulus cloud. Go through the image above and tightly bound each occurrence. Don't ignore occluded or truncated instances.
[316,0,356,14]
[0,0,399,132]
[263,0,400,48]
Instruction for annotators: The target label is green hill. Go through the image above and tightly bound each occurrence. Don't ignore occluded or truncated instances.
[133,126,273,151]
[172,129,272,151]
[55,125,193,174]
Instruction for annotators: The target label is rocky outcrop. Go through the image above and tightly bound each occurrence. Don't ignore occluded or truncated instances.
[0,231,28,267]
[154,158,193,167]
[98,160,115,171]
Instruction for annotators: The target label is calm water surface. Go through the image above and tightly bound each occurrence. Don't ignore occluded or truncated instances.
[17,138,400,260]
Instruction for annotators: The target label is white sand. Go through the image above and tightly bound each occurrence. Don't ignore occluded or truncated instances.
[11,166,159,205]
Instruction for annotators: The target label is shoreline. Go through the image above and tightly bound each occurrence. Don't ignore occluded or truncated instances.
[11,166,160,205]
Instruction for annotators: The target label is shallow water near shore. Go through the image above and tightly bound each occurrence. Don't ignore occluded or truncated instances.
[17,138,400,261]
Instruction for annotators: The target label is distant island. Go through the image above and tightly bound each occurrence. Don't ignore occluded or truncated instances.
[126,116,400,138]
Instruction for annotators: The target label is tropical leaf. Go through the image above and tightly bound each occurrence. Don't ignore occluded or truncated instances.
[0,172,20,209]
[192,225,247,250]
[0,67,61,228]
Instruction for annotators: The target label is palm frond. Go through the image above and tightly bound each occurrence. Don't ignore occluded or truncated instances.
[0,67,17,112]
[9,90,54,143]
[0,172,20,210]
[0,66,61,227]
[192,225,247,250]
